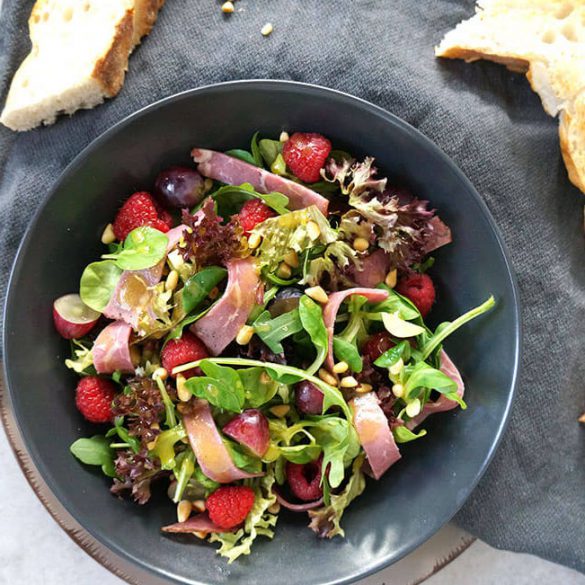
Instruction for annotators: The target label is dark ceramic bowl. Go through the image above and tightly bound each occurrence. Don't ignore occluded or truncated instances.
[2,81,520,585]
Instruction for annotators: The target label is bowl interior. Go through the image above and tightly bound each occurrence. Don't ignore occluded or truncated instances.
[2,81,519,585]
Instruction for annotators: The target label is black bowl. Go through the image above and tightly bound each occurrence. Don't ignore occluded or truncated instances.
[2,81,521,585]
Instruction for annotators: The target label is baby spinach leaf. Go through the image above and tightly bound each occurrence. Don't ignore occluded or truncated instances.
[238,367,280,408]
[70,435,116,477]
[258,138,283,167]
[374,340,410,368]
[225,149,257,165]
[102,226,168,271]
[299,296,328,375]
[182,266,227,314]
[404,362,457,397]
[253,309,303,354]
[79,260,123,312]
[184,360,245,412]
[393,426,427,444]
[212,183,290,217]
[332,337,363,373]
[250,132,264,167]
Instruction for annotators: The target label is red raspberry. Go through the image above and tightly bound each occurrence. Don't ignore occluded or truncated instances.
[75,376,117,423]
[396,273,436,318]
[112,191,173,241]
[238,199,275,236]
[161,331,209,378]
[206,486,256,530]
[362,332,395,362]
[282,132,332,183]
[286,456,323,501]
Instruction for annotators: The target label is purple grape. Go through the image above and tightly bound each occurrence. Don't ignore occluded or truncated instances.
[295,381,324,415]
[154,166,206,208]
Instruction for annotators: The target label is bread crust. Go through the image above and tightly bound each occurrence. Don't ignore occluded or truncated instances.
[133,0,166,45]
[559,110,585,193]
[436,47,529,73]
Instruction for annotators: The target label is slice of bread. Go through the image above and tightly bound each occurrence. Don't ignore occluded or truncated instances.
[435,0,585,193]
[0,0,164,132]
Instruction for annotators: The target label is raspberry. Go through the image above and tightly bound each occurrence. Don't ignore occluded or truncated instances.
[112,191,173,241]
[161,331,209,378]
[396,273,436,318]
[238,199,275,236]
[75,376,117,423]
[362,332,395,362]
[286,456,323,501]
[282,132,332,183]
[206,486,255,530]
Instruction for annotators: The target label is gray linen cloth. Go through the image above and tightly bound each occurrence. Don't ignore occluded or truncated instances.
[1,0,584,574]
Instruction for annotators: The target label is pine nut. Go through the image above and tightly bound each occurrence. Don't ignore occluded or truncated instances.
[279,131,289,143]
[283,250,299,268]
[305,286,328,304]
[236,325,255,345]
[261,22,273,36]
[406,398,421,418]
[221,1,234,13]
[391,383,404,398]
[193,531,207,539]
[307,221,321,240]
[268,502,281,514]
[340,376,358,388]
[318,368,338,386]
[192,499,206,513]
[153,367,168,381]
[177,500,192,523]
[356,383,373,394]
[146,439,157,451]
[248,232,262,249]
[165,270,179,292]
[332,361,349,374]
[101,223,116,245]
[276,262,292,279]
[270,404,290,417]
[385,269,398,288]
[176,374,191,402]
[353,237,369,252]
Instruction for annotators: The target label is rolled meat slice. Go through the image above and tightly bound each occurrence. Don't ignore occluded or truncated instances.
[190,257,260,356]
[92,321,135,374]
[182,399,263,484]
[424,216,452,254]
[162,512,227,535]
[192,148,329,215]
[353,249,390,288]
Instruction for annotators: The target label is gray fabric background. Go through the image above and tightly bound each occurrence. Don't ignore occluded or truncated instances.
[1,0,584,575]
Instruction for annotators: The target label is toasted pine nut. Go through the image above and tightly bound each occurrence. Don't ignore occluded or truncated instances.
[406,399,422,418]
[356,383,373,394]
[153,367,168,381]
[283,250,299,268]
[385,269,398,289]
[192,499,206,513]
[340,376,358,388]
[305,285,328,304]
[146,439,157,451]
[176,374,191,402]
[353,237,369,252]
[579,413,585,423]
[165,270,179,292]
[101,223,116,245]
[332,361,349,374]
[268,501,281,514]
[177,500,192,523]
[193,531,207,539]
[261,22,273,36]
[279,131,289,143]
[318,368,338,386]
[270,404,290,417]
[276,262,292,279]
[307,221,321,240]
[221,0,234,12]
[248,232,262,249]
[236,325,255,345]
[391,383,404,398]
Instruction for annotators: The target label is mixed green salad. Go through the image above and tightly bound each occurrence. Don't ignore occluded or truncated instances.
[53,130,494,562]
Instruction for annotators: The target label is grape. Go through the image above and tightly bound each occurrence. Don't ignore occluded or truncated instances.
[295,381,324,415]
[154,166,206,208]
[268,286,304,317]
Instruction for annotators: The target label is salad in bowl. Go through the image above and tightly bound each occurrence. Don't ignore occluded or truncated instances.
[53,130,494,562]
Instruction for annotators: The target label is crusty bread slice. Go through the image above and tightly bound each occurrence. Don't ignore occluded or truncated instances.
[0,0,164,132]
[435,0,585,193]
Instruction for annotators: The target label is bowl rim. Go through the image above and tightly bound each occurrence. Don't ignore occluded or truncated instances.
[1,79,522,585]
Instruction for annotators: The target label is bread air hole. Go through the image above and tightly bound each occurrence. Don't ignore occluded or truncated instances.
[83,2,91,12]
[555,3,574,20]
[63,7,73,22]
[561,22,578,42]
[542,29,556,44]
[42,12,49,22]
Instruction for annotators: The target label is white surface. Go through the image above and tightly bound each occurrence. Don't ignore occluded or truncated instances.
[2,424,584,585]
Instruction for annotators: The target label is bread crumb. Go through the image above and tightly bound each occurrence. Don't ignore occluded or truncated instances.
[261,22,273,36]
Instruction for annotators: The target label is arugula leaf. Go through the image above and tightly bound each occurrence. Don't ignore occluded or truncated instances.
[70,435,116,477]
[182,266,227,314]
[102,226,168,271]
[332,337,363,373]
[150,424,186,470]
[106,417,140,454]
[299,296,329,375]
[404,362,457,397]
[238,367,280,408]
[224,439,263,473]
[393,426,427,444]
[374,340,410,368]
[252,309,303,354]
[250,132,264,167]
[154,376,177,428]
[225,149,257,165]
[79,260,123,312]
[184,360,245,412]
[212,183,289,217]
[172,450,195,503]
[258,138,282,167]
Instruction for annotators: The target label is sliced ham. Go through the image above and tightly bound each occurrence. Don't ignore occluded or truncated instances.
[350,392,401,480]
[190,257,260,356]
[162,512,228,535]
[406,350,465,430]
[424,216,452,254]
[353,249,390,288]
[182,399,263,484]
[92,321,135,374]
[274,490,323,512]
[191,148,329,215]
[323,287,389,370]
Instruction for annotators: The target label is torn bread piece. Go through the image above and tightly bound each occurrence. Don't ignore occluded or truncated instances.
[0,0,165,132]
